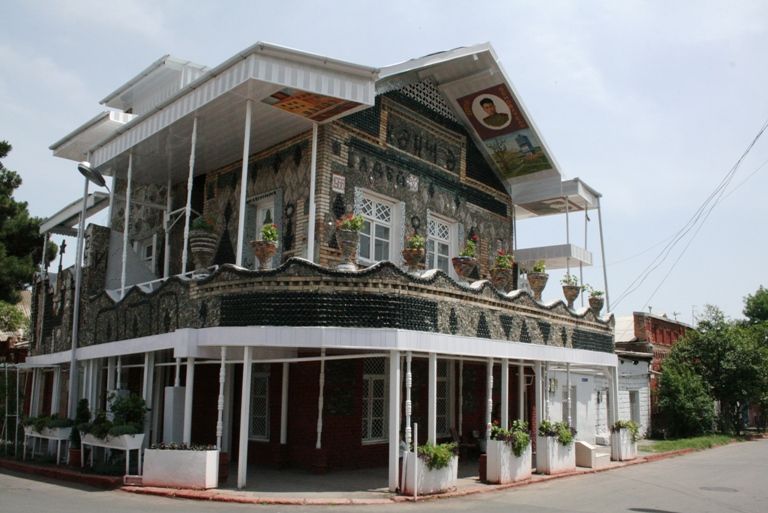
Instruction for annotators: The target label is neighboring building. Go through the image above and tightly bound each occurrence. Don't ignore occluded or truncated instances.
[614,312,691,436]
[26,42,618,492]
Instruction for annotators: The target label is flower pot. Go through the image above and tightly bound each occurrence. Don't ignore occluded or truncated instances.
[402,247,424,272]
[589,296,604,315]
[250,240,277,270]
[335,229,359,271]
[527,272,549,301]
[143,449,219,489]
[401,451,458,495]
[562,285,580,309]
[610,428,637,461]
[451,256,477,282]
[490,267,515,293]
[536,436,575,474]
[486,439,532,484]
[189,229,218,271]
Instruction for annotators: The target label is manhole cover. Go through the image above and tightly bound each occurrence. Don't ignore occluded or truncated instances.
[700,486,738,493]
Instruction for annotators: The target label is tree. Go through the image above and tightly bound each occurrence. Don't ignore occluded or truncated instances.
[744,285,768,325]
[0,140,54,303]
[657,357,715,437]
[0,300,26,333]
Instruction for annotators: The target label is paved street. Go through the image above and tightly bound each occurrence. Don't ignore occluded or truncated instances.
[1,439,766,513]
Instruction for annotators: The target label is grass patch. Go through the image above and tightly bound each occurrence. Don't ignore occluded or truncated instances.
[643,434,737,453]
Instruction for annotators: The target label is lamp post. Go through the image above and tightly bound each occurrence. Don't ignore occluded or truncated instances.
[67,161,108,418]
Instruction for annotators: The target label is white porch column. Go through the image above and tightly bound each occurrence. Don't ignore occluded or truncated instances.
[50,367,61,416]
[280,362,289,445]
[427,352,437,444]
[116,356,122,389]
[608,366,620,425]
[315,348,326,449]
[163,176,172,278]
[500,358,509,429]
[31,369,41,416]
[120,152,133,299]
[458,359,464,436]
[544,363,550,419]
[404,351,413,446]
[486,358,494,442]
[223,362,234,453]
[235,100,253,267]
[183,357,195,444]
[566,363,572,426]
[387,350,401,492]
[106,357,116,392]
[518,361,525,420]
[216,347,227,450]
[174,357,181,387]
[534,361,543,470]
[143,353,155,437]
[237,346,253,489]
[181,117,198,275]
[307,122,318,262]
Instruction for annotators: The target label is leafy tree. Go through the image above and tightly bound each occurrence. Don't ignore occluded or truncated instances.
[744,285,768,325]
[657,358,715,437]
[0,140,55,303]
[0,300,26,333]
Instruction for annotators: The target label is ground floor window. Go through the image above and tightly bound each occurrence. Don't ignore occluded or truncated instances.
[436,360,451,437]
[249,364,270,440]
[362,358,387,443]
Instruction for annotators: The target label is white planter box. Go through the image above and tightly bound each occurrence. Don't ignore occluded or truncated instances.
[143,449,219,489]
[486,439,532,484]
[41,427,72,440]
[536,436,575,474]
[401,451,458,495]
[611,428,637,461]
[81,432,144,450]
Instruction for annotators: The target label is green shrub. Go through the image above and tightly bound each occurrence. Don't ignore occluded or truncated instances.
[612,420,640,442]
[490,420,531,456]
[417,442,458,470]
[538,419,575,446]
[657,360,715,437]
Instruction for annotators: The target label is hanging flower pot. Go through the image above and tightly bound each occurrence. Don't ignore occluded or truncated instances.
[526,261,548,301]
[402,232,425,273]
[451,257,477,282]
[250,223,279,271]
[334,214,364,271]
[189,224,218,272]
[490,249,515,292]
[589,295,605,315]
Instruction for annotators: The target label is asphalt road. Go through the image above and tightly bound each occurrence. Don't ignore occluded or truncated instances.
[1,439,766,513]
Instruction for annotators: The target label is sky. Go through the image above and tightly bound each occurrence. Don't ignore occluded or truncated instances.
[2,0,767,322]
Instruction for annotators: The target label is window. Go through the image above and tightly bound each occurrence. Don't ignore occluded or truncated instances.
[249,364,270,440]
[426,214,456,275]
[436,360,451,437]
[359,196,393,263]
[362,358,387,443]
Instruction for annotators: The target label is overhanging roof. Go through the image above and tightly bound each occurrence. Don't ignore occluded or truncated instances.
[49,111,134,162]
[40,192,110,237]
[513,177,602,219]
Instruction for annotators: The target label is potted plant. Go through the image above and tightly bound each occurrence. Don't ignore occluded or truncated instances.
[585,285,605,315]
[536,420,576,474]
[68,399,90,466]
[402,232,425,273]
[143,442,220,489]
[402,442,459,495]
[560,273,582,309]
[22,414,74,464]
[486,420,532,484]
[610,420,639,461]
[335,213,364,271]
[526,260,548,301]
[79,393,147,471]
[250,223,278,271]
[451,234,479,282]
[188,216,218,272]
[490,249,515,293]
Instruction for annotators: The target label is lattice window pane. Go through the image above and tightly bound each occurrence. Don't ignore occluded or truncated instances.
[375,202,391,222]
[362,358,388,442]
[364,357,385,376]
[250,372,270,440]
[361,198,374,217]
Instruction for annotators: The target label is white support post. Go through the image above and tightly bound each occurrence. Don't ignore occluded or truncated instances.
[565,194,571,276]
[31,369,41,416]
[448,360,456,434]
[216,347,227,450]
[518,361,525,421]
[534,361,543,469]
[388,350,401,492]
[181,117,198,275]
[106,357,115,392]
[163,176,172,278]
[566,363,572,427]
[50,367,61,416]
[174,357,181,387]
[486,358,493,442]
[237,346,252,489]
[183,357,195,444]
[405,351,412,447]
[427,352,437,444]
[458,359,463,436]
[235,100,253,267]
[544,363,550,419]
[597,197,610,311]
[280,362,289,445]
[39,233,48,274]
[315,348,326,449]
[116,356,122,390]
[223,362,234,453]
[120,153,133,299]
[609,366,620,425]
[67,175,89,418]
[501,358,509,429]
[307,123,318,262]
[143,353,155,443]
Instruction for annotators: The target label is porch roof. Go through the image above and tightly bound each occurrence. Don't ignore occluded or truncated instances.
[39,191,110,236]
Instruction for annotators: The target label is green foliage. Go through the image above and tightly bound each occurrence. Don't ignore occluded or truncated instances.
[191,216,214,231]
[459,233,479,258]
[335,213,365,231]
[0,141,53,303]
[743,285,768,324]
[584,284,604,298]
[406,232,425,250]
[643,434,736,452]
[22,415,73,433]
[80,393,147,440]
[417,442,458,470]
[657,358,716,437]
[70,399,91,448]
[490,420,531,456]
[494,249,514,269]
[0,300,26,332]
[538,420,575,446]
[612,420,640,442]
[261,223,278,243]
[560,273,579,287]
[531,260,546,273]
[150,442,217,450]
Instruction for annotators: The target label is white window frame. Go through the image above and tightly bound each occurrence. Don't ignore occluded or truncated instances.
[249,365,270,441]
[426,212,458,280]
[436,360,453,438]
[361,358,388,444]
[357,190,401,265]
[132,233,158,274]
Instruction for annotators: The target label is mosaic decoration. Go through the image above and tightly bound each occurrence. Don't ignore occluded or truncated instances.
[262,87,361,122]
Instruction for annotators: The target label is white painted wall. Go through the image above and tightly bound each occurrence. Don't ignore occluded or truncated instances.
[617,359,650,437]
[547,370,599,444]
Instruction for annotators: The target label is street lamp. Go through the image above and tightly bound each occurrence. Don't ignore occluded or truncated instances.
[67,161,108,418]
